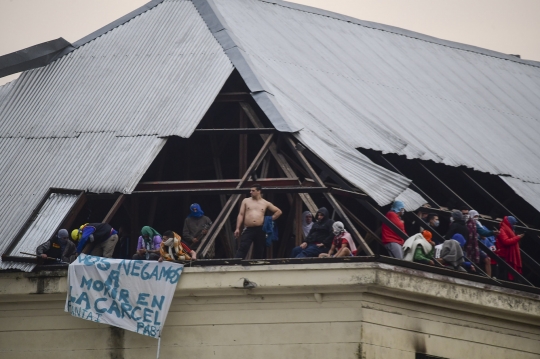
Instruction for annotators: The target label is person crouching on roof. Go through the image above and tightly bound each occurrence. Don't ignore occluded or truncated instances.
[36,229,77,263]
[133,226,162,261]
[403,230,435,266]
[319,221,357,258]
[159,230,196,262]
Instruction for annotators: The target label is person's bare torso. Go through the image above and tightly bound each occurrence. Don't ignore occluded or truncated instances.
[243,198,269,227]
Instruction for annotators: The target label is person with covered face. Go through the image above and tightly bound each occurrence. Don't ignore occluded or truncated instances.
[36,229,77,263]
[159,230,196,262]
[132,226,162,261]
[319,221,357,258]
[381,200,407,259]
[402,230,435,265]
[291,207,334,258]
[302,211,314,239]
[444,210,469,240]
[182,203,213,257]
[496,216,524,281]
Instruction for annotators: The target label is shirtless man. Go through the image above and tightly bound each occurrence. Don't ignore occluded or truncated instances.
[234,184,282,259]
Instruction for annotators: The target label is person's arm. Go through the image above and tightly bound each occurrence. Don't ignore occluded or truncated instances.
[476,225,494,238]
[182,218,194,244]
[414,246,430,262]
[151,236,162,253]
[498,230,523,246]
[234,200,247,238]
[36,241,50,257]
[266,201,282,221]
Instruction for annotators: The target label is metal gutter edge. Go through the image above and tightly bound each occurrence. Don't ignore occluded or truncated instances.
[261,0,540,68]
[0,38,71,78]
[50,0,166,63]
[192,0,300,132]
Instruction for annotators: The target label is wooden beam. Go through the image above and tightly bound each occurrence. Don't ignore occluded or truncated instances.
[133,186,329,196]
[215,92,251,102]
[284,136,374,256]
[278,195,298,258]
[239,106,248,178]
[240,101,319,214]
[193,128,276,134]
[103,195,126,224]
[135,178,302,191]
[198,133,276,257]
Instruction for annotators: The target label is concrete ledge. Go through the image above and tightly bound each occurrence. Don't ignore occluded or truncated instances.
[1,263,539,323]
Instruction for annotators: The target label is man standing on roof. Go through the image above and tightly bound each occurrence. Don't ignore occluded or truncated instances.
[381,201,407,259]
[291,207,334,258]
[234,184,282,259]
[72,223,119,258]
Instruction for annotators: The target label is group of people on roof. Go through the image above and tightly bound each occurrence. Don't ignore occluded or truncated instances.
[381,200,524,281]
[35,184,525,282]
[36,203,213,263]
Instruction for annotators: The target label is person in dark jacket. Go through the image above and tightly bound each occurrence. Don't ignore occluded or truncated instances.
[444,211,469,240]
[291,207,334,258]
[182,203,213,257]
[36,229,77,263]
[72,223,118,258]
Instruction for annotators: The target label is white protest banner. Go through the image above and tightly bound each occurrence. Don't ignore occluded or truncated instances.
[65,254,182,338]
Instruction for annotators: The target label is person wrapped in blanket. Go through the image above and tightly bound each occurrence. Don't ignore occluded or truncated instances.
[158,230,197,262]
[318,221,357,258]
[402,230,436,265]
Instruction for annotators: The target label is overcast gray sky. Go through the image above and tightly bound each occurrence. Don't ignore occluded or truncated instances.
[1,0,539,86]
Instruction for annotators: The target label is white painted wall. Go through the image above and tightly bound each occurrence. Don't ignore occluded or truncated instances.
[1,263,539,358]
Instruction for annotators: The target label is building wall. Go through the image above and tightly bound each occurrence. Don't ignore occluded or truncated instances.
[1,263,539,359]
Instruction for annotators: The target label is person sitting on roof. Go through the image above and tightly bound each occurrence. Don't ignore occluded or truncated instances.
[132,226,162,261]
[182,203,213,258]
[302,211,313,240]
[381,200,407,259]
[444,234,477,273]
[496,216,524,281]
[291,207,334,258]
[444,210,469,240]
[36,229,77,263]
[403,230,435,265]
[319,221,357,258]
[73,223,118,258]
[432,234,470,272]
[159,230,196,262]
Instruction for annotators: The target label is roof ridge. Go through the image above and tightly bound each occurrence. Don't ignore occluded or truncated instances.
[50,0,166,63]
[258,0,540,69]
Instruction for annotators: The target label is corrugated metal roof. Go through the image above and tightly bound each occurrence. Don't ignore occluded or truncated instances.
[0,0,233,139]
[0,0,235,261]
[0,134,166,256]
[0,193,79,272]
[500,177,540,214]
[208,0,540,206]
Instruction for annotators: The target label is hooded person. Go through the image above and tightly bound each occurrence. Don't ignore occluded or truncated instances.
[73,223,118,258]
[159,231,196,262]
[133,226,162,260]
[291,207,334,258]
[319,221,358,258]
[444,211,469,240]
[302,211,314,238]
[182,203,213,257]
[36,229,77,263]
[470,210,497,248]
[496,216,524,280]
[381,200,407,259]
[402,230,435,265]
[466,210,493,276]
[437,235,466,271]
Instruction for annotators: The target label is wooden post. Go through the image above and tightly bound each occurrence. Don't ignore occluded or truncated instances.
[284,135,374,256]
[103,195,126,224]
[130,196,140,256]
[198,133,276,257]
[278,195,298,258]
[239,106,248,178]
[294,194,303,246]
[240,101,318,214]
